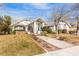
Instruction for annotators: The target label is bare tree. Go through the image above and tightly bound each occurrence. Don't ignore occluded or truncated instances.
[75,16,79,35]
[51,4,79,35]
[52,6,69,34]
[72,4,79,35]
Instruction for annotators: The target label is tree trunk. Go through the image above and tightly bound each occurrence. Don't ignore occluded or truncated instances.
[77,21,79,35]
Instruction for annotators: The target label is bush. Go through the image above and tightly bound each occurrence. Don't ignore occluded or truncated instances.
[58,29,67,33]
[42,26,53,33]
[51,31,56,34]
[62,29,67,33]
[11,30,16,34]
[47,29,52,33]
[69,30,76,34]
[58,35,65,40]
[41,31,48,36]
[58,30,62,33]
[41,26,49,31]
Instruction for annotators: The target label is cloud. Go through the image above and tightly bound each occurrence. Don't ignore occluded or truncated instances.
[0,3,4,6]
[0,3,5,9]
[0,3,52,21]
[31,3,51,9]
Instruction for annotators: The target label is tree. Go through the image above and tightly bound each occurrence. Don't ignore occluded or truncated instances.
[52,6,69,34]
[75,16,79,35]
[3,16,11,34]
[0,16,4,34]
[71,4,79,35]
[0,16,12,34]
[51,4,79,35]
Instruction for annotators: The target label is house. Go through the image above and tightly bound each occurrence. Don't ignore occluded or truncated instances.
[28,17,47,34]
[49,20,71,33]
[69,23,77,32]
[12,17,47,34]
[11,20,32,31]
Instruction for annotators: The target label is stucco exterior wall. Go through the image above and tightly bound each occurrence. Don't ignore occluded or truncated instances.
[57,22,69,31]
[33,22,37,34]
[13,20,31,31]
[50,21,70,32]
[14,26,24,31]
[25,26,28,32]
[29,21,46,34]
[17,21,31,26]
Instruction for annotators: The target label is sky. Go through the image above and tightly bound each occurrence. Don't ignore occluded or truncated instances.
[0,3,76,22]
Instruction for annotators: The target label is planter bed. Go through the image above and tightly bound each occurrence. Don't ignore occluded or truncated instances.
[31,35,61,52]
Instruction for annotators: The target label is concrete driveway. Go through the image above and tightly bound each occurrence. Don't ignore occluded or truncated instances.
[36,36,74,49]
[37,46,79,56]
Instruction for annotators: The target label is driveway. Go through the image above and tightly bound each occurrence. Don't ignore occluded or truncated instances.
[36,36,74,49]
[36,46,79,56]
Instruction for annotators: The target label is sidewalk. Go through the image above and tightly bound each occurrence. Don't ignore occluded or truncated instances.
[36,36,74,49]
[36,46,79,56]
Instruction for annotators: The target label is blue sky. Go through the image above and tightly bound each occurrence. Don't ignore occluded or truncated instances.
[0,3,73,22]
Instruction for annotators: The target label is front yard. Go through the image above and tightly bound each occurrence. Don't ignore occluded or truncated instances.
[45,33,79,45]
[0,31,44,56]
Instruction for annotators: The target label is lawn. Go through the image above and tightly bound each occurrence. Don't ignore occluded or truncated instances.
[46,33,79,45]
[59,34,79,45]
[0,31,44,56]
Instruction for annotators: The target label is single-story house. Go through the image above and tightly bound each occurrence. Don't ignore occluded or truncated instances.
[28,17,47,34]
[49,20,71,33]
[11,20,31,31]
[12,17,47,34]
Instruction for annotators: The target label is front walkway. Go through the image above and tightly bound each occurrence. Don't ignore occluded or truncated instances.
[36,36,74,49]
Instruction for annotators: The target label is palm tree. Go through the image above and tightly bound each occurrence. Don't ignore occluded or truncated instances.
[3,16,11,34]
[0,16,4,34]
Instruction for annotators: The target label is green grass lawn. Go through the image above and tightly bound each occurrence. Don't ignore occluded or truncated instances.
[0,32,44,56]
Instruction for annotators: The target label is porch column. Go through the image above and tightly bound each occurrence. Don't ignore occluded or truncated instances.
[42,23,45,27]
[12,26,15,31]
[33,22,37,34]
[25,26,28,32]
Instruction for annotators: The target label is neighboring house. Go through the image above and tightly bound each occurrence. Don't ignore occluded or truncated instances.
[12,17,47,34]
[69,23,77,32]
[49,20,71,33]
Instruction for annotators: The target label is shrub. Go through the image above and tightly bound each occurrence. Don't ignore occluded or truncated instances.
[41,26,49,31]
[58,29,67,33]
[47,28,52,33]
[69,30,76,34]
[51,31,56,34]
[58,30,62,33]
[41,31,48,36]
[42,26,53,33]
[62,29,67,33]
[58,35,65,40]
[11,30,16,34]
